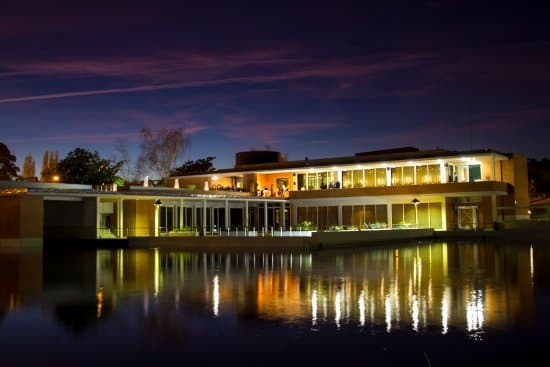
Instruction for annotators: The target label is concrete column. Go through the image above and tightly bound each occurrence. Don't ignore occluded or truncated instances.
[225,200,230,229]
[387,203,393,229]
[202,200,207,235]
[154,204,160,237]
[337,204,343,226]
[179,198,184,229]
[192,203,196,227]
[491,195,497,224]
[291,204,298,226]
[264,201,268,229]
[280,202,285,229]
[440,162,446,183]
[245,200,249,228]
[96,197,101,239]
[117,197,124,238]
[441,200,447,230]
[386,168,391,187]
[210,204,215,232]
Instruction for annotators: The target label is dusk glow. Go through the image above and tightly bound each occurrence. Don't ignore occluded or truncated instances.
[1,2,548,174]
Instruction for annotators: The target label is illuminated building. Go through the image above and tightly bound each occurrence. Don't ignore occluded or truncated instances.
[0,146,529,240]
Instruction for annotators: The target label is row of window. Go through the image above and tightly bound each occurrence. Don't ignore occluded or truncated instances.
[295,164,481,190]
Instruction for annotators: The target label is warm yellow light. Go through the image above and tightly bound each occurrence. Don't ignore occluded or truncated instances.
[213,275,220,316]
[212,175,219,181]
[52,175,60,182]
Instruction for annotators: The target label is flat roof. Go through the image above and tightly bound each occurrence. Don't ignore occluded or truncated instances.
[174,148,511,178]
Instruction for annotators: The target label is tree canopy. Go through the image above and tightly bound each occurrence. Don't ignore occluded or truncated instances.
[22,152,36,179]
[57,148,122,185]
[137,128,190,181]
[171,156,216,176]
[40,150,59,182]
[528,158,550,196]
[0,142,19,180]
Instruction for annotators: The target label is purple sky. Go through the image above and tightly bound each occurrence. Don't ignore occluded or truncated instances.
[1,1,549,175]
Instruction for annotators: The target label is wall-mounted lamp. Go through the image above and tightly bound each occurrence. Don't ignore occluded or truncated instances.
[412,198,420,228]
[154,199,162,207]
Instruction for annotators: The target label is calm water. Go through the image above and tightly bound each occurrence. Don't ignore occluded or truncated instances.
[1,240,549,366]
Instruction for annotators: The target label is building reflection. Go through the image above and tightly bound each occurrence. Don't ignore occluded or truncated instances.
[0,240,539,338]
[88,241,538,336]
[0,247,42,313]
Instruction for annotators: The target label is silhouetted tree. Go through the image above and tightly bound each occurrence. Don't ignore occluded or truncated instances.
[137,128,190,182]
[0,142,19,180]
[40,150,59,182]
[171,156,216,176]
[22,152,36,179]
[528,158,550,196]
[113,138,140,183]
[57,148,122,185]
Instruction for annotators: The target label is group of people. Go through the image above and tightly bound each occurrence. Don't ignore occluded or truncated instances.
[257,184,288,198]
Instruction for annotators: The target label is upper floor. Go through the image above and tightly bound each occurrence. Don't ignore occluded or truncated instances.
[171,147,528,200]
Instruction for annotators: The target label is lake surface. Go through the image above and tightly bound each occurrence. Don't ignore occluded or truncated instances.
[1,240,549,366]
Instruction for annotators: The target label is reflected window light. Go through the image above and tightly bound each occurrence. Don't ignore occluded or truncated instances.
[385,294,392,333]
[370,295,375,323]
[323,295,328,322]
[411,294,419,332]
[213,275,220,317]
[358,290,366,327]
[96,288,103,319]
[154,248,160,297]
[312,290,318,327]
[117,248,124,287]
[335,289,342,329]
[466,289,484,333]
[441,288,450,335]
[530,245,534,285]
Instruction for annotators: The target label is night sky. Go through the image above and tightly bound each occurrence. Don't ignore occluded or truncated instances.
[1,1,549,175]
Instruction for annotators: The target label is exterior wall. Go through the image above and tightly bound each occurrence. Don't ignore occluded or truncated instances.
[290,181,509,200]
[1,195,45,238]
[479,157,495,181]
[124,199,155,237]
[512,154,529,218]
[0,196,22,238]
[480,196,495,228]
[20,196,44,238]
[243,173,258,193]
[82,198,98,238]
[499,154,529,219]
[445,197,457,230]
[44,199,96,239]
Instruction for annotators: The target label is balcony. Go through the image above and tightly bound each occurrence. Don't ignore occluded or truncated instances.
[289,181,510,200]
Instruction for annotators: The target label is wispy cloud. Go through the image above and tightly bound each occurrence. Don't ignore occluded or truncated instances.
[0,49,432,104]
[5,131,141,144]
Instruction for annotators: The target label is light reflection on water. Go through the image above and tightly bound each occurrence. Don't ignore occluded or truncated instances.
[91,242,534,333]
[0,240,548,365]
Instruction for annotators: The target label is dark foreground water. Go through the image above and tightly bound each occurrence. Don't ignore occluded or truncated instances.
[1,240,550,366]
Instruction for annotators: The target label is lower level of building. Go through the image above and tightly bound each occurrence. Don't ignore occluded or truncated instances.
[0,188,523,240]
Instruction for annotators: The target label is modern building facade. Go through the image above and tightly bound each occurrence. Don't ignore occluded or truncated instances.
[0,146,529,241]
[172,147,529,231]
